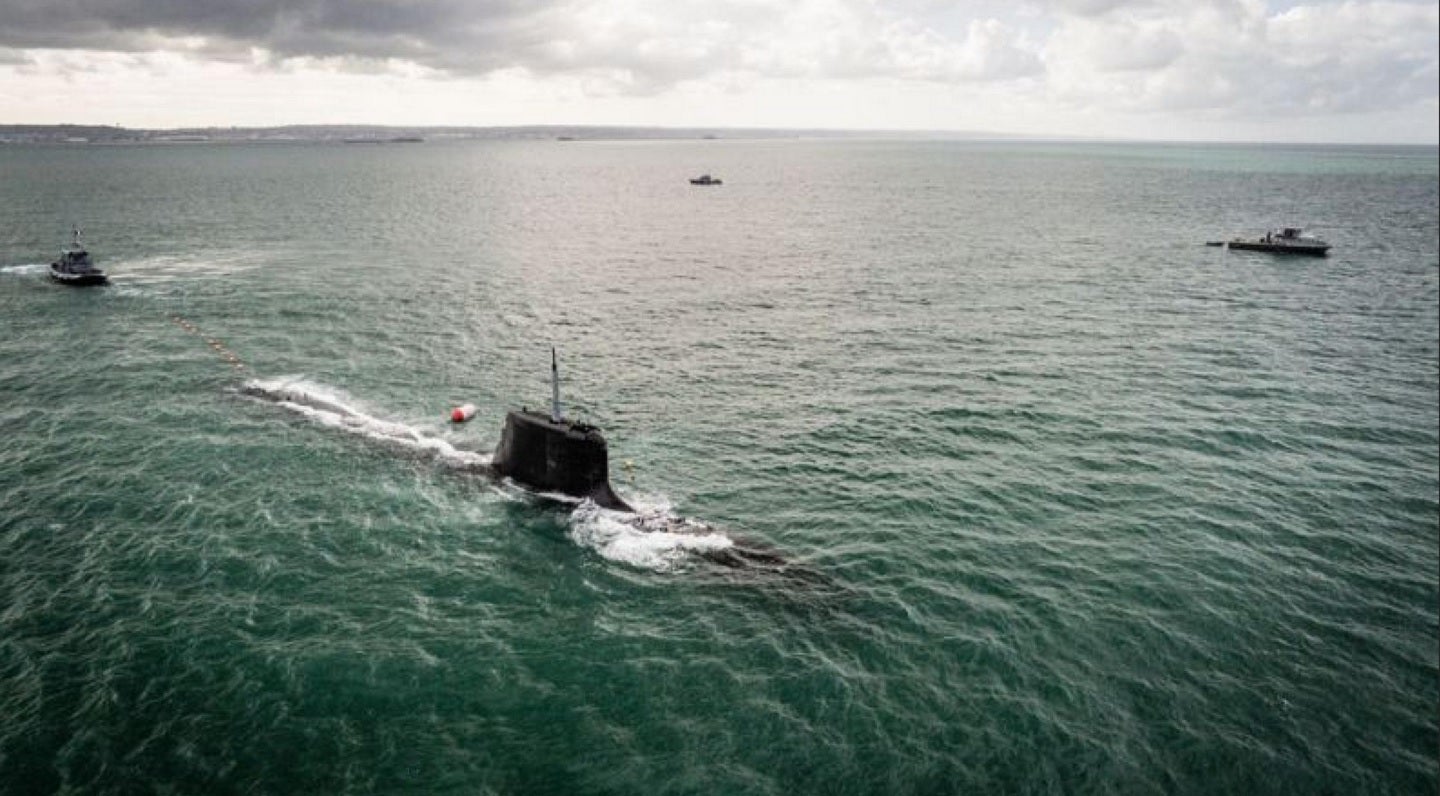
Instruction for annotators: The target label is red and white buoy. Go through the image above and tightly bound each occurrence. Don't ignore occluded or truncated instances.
[450,403,477,423]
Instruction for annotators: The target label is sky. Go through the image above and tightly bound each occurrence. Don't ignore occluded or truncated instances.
[0,0,1436,143]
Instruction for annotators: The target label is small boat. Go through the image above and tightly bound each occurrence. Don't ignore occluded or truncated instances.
[1207,228,1330,256]
[343,136,423,144]
[689,174,722,186]
[49,227,108,286]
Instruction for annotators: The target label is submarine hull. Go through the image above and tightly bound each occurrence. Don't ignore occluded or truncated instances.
[491,410,632,512]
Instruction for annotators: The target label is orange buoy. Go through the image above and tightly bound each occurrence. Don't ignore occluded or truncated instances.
[450,403,477,423]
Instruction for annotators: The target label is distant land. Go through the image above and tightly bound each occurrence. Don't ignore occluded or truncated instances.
[0,123,1061,145]
[4,125,1436,147]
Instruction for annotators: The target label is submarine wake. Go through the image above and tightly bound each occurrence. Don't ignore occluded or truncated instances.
[568,498,737,572]
[239,377,490,471]
[569,499,814,578]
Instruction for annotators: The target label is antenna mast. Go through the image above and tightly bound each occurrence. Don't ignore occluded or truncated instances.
[550,347,563,423]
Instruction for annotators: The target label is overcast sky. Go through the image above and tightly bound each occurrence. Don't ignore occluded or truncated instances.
[0,0,1435,142]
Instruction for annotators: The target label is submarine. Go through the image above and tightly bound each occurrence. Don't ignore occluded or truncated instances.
[468,352,814,575]
[237,352,816,578]
[490,348,632,512]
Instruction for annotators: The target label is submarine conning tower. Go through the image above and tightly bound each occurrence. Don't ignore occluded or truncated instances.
[489,349,633,512]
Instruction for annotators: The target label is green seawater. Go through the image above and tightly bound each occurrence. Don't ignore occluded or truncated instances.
[1,140,1436,794]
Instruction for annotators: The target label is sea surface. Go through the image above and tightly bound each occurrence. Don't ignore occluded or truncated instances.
[1,139,1436,795]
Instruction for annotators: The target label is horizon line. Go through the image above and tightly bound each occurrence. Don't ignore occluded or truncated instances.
[1,121,1436,148]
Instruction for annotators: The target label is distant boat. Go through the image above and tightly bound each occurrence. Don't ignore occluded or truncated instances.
[343,136,424,144]
[689,174,723,185]
[49,227,108,286]
[1207,228,1330,256]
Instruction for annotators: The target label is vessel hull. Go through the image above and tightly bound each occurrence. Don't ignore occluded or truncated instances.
[1223,241,1330,256]
[48,267,109,286]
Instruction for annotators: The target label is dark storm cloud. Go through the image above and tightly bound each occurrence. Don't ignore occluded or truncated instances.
[0,0,537,65]
[0,0,1044,88]
[0,0,752,87]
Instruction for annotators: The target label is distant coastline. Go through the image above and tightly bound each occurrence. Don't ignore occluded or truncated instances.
[1,124,1436,148]
[0,123,1030,145]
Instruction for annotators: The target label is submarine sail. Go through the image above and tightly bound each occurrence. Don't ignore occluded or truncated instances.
[491,349,632,512]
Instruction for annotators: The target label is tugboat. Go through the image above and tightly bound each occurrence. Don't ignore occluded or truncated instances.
[49,227,108,286]
[1207,227,1331,256]
[689,174,722,185]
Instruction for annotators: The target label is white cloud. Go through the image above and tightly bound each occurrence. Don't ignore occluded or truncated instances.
[1043,0,1438,117]
[512,0,1042,92]
[878,18,1043,81]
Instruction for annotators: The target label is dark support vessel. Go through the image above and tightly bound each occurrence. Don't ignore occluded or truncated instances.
[1207,227,1331,256]
[49,227,109,286]
[490,349,633,512]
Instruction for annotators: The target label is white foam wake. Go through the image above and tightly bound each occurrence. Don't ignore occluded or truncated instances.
[115,252,264,284]
[568,497,734,573]
[0,263,47,276]
[240,377,489,470]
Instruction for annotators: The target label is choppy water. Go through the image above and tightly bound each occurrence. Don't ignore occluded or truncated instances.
[1,140,1436,794]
